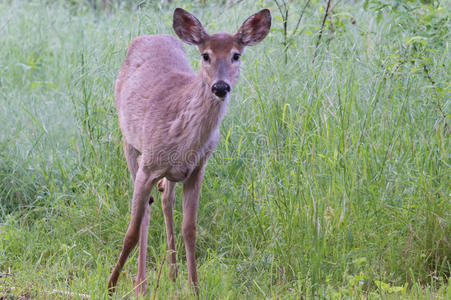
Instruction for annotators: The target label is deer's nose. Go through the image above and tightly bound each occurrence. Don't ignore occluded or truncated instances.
[211,81,230,98]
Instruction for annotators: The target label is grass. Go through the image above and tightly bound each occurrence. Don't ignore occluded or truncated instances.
[0,0,450,298]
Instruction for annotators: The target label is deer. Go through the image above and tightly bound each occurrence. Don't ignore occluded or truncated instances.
[107,7,271,296]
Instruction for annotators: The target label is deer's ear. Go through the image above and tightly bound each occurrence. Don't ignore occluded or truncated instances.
[173,8,208,45]
[235,9,271,47]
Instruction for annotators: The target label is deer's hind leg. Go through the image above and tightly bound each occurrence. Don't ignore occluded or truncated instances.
[159,178,178,281]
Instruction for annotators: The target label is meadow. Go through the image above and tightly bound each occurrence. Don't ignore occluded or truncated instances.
[0,0,450,298]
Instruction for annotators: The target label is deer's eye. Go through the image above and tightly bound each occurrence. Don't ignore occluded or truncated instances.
[232,53,241,62]
[202,53,210,62]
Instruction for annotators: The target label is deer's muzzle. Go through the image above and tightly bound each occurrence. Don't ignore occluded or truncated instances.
[211,80,230,98]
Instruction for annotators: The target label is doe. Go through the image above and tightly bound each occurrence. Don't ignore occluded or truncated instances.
[108,7,271,296]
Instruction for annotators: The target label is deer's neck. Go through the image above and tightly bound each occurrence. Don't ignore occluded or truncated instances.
[174,75,229,147]
[184,74,229,137]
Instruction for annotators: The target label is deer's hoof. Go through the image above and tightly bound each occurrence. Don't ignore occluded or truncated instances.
[169,264,178,282]
[134,278,147,297]
[107,280,116,295]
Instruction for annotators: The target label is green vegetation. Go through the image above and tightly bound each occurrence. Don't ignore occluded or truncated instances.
[0,0,449,298]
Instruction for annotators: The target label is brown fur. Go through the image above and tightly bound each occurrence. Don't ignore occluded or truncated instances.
[108,8,271,296]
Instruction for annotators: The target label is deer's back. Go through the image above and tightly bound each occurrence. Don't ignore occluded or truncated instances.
[115,34,195,151]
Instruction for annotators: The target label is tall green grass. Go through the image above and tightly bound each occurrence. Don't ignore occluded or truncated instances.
[0,0,450,298]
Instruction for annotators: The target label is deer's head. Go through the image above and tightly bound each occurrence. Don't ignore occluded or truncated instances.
[173,8,271,100]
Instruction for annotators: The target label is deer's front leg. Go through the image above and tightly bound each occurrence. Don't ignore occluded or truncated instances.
[182,166,205,294]
[108,166,156,294]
